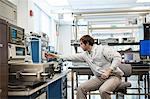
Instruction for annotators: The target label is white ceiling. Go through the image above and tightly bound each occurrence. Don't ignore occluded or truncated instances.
[47,0,150,13]
[70,0,138,10]
[46,0,150,25]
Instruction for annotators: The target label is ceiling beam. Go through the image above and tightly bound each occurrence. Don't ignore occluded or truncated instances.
[73,9,150,16]
[89,26,142,30]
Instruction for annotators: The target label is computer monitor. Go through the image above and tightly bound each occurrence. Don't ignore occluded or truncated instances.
[124,53,134,63]
[140,40,150,56]
[47,46,55,53]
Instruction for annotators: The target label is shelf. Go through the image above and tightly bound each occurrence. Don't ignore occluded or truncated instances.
[108,42,139,46]
[71,42,139,53]
[89,26,142,30]
[71,43,80,47]
[118,51,139,53]
[71,42,139,47]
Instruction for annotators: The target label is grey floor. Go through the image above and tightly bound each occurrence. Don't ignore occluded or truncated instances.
[67,75,149,99]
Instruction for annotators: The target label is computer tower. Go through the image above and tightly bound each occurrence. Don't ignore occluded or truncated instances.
[143,23,150,40]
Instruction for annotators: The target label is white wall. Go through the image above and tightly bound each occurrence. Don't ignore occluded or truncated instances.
[33,0,58,21]
[17,0,31,33]
[6,0,147,55]
[7,0,18,5]
[50,19,57,47]
[7,0,35,33]
[58,25,72,54]
[17,0,72,54]
[8,0,58,34]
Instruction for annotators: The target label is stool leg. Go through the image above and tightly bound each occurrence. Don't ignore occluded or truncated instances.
[88,93,90,99]
[116,93,124,99]
[147,73,150,99]
[144,74,147,99]
[88,75,91,99]
[116,93,119,99]
[138,75,141,99]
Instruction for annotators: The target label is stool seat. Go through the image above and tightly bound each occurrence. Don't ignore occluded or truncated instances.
[114,81,131,93]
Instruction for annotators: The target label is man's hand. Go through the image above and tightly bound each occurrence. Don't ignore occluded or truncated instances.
[101,68,112,80]
[45,53,58,59]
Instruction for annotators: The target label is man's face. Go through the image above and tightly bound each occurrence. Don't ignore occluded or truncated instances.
[80,41,89,51]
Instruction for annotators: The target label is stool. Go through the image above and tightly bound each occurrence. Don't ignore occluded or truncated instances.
[113,64,132,99]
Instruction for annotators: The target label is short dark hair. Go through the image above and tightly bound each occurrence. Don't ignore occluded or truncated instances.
[80,35,94,46]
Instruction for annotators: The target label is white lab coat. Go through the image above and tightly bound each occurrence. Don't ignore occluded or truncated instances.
[61,44,124,77]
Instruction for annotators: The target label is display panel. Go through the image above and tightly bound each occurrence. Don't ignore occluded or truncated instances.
[124,53,133,62]
[48,46,55,53]
[16,47,25,56]
[9,24,24,45]
[11,28,17,40]
[140,40,150,56]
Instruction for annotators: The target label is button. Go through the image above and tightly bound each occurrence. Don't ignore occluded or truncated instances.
[0,44,3,48]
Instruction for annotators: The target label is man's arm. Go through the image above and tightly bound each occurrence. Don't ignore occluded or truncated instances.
[45,52,85,62]
[60,53,85,62]
[101,46,122,79]
[102,45,122,71]
[45,53,59,59]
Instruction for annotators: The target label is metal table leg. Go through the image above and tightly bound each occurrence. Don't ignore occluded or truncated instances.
[76,72,78,88]
[71,70,74,99]
[144,74,147,99]
[147,72,150,99]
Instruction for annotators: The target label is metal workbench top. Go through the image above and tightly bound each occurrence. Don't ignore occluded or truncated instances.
[8,70,69,96]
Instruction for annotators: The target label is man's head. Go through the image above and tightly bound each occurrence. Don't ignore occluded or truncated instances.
[79,35,94,51]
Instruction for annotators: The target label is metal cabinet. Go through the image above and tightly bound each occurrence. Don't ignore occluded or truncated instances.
[0,0,17,25]
[30,37,42,63]
[143,23,150,40]
[48,76,67,99]
[8,87,47,99]
[0,19,8,99]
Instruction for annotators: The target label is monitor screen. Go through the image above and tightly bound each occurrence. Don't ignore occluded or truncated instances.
[124,53,134,62]
[48,46,55,53]
[11,28,17,40]
[16,47,25,56]
[140,40,150,56]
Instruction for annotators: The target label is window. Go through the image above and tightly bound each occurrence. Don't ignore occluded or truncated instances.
[33,4,57,48]
[33,4,41,33]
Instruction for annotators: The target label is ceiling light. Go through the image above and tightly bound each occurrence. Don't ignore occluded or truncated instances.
[63,14,74,22]
[136,0,150,3]
[131,6,150,10]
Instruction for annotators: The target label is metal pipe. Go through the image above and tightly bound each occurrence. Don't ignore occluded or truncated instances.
[75,16,78,40]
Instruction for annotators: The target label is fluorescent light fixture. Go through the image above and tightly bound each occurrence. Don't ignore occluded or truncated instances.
[131,6,150,10]
[63,14,74,22]
[46,0,69,6]
[52,9,72,13]
[136,0,150,3]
